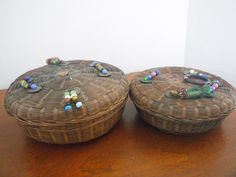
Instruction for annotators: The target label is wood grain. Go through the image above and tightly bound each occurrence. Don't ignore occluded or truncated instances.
[0,73,236,177]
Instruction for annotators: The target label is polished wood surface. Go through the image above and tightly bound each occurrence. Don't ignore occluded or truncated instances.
[0,73,236,177]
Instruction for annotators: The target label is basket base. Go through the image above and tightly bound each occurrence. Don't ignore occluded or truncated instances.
[135,105,226,135]
[16,102,126,144]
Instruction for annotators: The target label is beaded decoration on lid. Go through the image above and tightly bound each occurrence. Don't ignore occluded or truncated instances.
[20,76,42,93]
[46,57,66,66]
[140,70,160,83]
[64,90,82,112]
[165,69,221,99]
[90,61,111,77]
[166,80,220,99]
[183,69,211,85]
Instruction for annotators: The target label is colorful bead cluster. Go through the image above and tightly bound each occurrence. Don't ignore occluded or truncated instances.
[20,76,39,91]
[46,57,62,65]
[90,61,110,76]
[141,70,160,83]
[186,69,208,79]
[208,80,220,93]
[167,80,220,99]
[64,90,82,112]
[184,69,210,85]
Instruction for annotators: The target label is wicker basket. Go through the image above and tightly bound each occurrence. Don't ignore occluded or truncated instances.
[4,59,129,144]
[129,67,236,134]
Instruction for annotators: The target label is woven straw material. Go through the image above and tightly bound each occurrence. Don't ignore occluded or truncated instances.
[129,67,236,134]
[4,60,129,144]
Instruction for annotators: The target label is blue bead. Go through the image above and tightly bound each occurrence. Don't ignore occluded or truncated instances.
[155,70,160,75]
[30,84,37,90]
[64,105,72,112]
[25,76,31,82]
[101,68,108,74]
[147,74,152,80]
[76,101,82,109]
[210,87,214,92]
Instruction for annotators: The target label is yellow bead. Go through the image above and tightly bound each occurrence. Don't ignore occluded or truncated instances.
[72,95,78,102]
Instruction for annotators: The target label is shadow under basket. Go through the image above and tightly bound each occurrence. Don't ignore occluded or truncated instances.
[129,66,236,135]
[4,59,129,144]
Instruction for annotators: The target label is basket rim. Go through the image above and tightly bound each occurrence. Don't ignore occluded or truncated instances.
[8,96,128,125]
[132,99,231,122]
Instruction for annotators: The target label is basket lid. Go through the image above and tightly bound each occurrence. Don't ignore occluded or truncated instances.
[4,60,129,123]
[129,67,236,120]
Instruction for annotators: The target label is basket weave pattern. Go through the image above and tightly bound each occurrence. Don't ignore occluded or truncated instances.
[4,60,129,143]
[130,67,236,134]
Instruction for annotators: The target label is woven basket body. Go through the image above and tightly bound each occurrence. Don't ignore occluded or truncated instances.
[129,67,236,134]
[4,60,129,144]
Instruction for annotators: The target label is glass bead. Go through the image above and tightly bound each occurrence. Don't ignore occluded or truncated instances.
[65,98,70,103]
[147,74,152,80]
[64,92,70,97]
[64,105,72,112]
[20,80,25,86]
[150,71,156,77]
[65,95,71,103]
[155,70,160,75]
[25,76,31,82]
[212,83,218,89]
[71,93,77,97]
[52,58,60,65]
[30,84,37,90]
[65,95,71,99]
[96,64,103,71]
[209,87,214,93]
[101,68,108,74]
[144,76,149,81]
[190,69,195,74]
[76,102,82,109]
[20,80,29,89]
[72,95,78,102]
[70,90,76,95]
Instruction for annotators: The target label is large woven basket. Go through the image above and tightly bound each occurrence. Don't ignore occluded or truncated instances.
[129,67,236,134]
[4,59,129,144]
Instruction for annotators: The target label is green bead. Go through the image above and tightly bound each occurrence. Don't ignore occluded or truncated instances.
[52,58,60,65]
[144,76,149,81]
[207,89,212,94]
[64,91,70,97]
[70,90,76,95]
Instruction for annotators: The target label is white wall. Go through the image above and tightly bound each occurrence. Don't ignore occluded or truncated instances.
[0,0,188,89]
[185,0,236,86]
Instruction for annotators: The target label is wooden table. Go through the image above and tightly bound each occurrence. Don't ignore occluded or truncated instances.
[1,74,236,177]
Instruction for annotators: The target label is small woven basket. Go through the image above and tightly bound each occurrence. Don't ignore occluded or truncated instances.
[4,59,129,144]
[129,67,236,134]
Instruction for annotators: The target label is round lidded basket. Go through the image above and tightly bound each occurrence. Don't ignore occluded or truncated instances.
[129,67,236,134]
[4,59,129,144]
